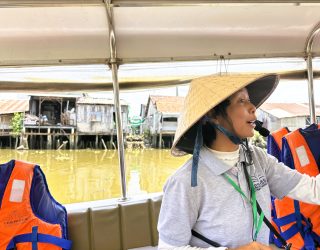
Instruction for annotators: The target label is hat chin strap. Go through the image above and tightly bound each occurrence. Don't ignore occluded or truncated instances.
[191,121,244,187]
[212,123,243,145]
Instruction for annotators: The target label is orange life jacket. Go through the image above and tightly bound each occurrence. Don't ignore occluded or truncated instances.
[273,129,320,250]
[272,127,290,153]
[0,160,72,250]
[267,127,291,247]
[268,127,290,162]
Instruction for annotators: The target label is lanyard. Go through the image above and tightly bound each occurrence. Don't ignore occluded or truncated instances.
[223,172,264,241]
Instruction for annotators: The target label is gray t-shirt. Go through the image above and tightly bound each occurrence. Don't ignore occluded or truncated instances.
[158,145,302,248]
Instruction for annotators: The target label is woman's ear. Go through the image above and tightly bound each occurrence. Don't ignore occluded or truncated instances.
[206,110,219,124]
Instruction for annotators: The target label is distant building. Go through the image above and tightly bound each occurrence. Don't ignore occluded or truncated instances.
[257,103,320,132]
[0,99,30,149]
[0,99,29,133]
[76,96,129,135]
[0,95,130,150]
[28,94,77,126]
[144,95,184,148]
[140,104,147,118]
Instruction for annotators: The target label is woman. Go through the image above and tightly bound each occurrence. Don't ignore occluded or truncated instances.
[157,73,320,250]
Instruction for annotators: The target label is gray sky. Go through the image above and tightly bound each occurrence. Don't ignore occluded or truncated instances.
[113,79,320,115]
[0,58,319,116]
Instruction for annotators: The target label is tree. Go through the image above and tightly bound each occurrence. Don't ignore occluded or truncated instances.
[11,112,23,137]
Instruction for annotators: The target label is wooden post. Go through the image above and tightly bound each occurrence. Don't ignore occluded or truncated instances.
[152,135,155,148]
[47,128,52,149]
[109,134,113,148]
[20,127,27,149]
[56,139,60,150]
[22,134,29,150]
[30,129,34,149]
[95,135,99,149]
[75,133,78,149]
[57,141,68,150]
[70,128,75,149]
[101,138,107,150]
[79,140,84,149]
[52,132,55,150]
[159,132,162,149]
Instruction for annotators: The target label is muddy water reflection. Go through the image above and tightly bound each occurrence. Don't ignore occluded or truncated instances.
[0,149,190,204]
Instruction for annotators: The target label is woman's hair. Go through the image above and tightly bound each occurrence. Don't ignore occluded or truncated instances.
[202,98,231,147]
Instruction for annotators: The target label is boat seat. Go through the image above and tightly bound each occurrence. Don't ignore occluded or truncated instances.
[66,195,162,250]
[66,194,282,250]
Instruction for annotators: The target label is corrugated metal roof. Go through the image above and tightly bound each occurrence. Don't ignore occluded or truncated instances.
[0,100,29,115]
[149,95,184,114]
[259,103,320,118]
[30,93,80,98]
[76,97,128,106]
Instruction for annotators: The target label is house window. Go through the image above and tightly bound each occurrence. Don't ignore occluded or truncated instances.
[306,116,320,125]
[163,117,177,122]
[91,112,102,122]
[306,117,311,125]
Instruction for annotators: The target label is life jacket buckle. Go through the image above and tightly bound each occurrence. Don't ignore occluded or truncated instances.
[284,243,292,250]
[307,217,313,230]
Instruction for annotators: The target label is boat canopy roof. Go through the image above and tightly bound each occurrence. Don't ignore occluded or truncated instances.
[0,1,320,66]
[2,1,320,201]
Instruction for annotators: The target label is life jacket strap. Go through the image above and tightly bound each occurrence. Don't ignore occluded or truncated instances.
[32,226,38,250]
[293,200,303,234]
[281,224,301,240]
[274,213,299,227]
[6,226,72,250]
[274,212,320,250]
[310,231,320,248]
[269,197,284,248]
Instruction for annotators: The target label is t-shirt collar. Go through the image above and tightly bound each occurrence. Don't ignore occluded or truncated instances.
[200,145,246,175]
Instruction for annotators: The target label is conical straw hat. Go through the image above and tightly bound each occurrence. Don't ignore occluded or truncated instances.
[171,73,279,156]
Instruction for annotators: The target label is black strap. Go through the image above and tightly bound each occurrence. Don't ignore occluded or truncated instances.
[191,166,291,249]
[191,141,291,250]
[242,160,291,250]
[191,145,291,250]
[191,230,221,247]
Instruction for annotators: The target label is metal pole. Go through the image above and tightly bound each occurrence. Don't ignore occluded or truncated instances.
[0,0,316,8]
[112,0,317,7]
[305,22,320,124]
[105,0,127,200]
[306,55,316,124]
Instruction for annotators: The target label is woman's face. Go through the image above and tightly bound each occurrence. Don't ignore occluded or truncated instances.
[216,88,257,138]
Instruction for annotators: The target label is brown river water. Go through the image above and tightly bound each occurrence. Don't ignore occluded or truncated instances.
[0,149,190,204]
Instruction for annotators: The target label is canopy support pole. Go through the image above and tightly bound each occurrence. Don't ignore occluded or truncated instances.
[105,0,127,200]
[305,22,320,124]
